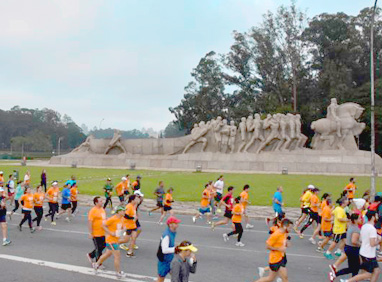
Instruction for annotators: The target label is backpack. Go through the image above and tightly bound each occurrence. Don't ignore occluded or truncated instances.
[156,239,164,262]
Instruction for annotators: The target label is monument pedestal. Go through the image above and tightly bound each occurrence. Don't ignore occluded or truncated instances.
[50,149,382,175]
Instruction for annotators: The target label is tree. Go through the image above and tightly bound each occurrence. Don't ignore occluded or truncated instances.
[169,51,227,132]
[163,122,186,138]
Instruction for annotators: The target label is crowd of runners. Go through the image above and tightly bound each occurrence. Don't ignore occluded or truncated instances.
[0,170,382,282]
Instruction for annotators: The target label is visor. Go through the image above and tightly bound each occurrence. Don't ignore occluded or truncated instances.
[179,244,198,252]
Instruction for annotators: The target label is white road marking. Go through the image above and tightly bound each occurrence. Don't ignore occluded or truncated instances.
[0,254,168,282]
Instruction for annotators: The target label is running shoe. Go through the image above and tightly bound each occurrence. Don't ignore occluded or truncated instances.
[324,253,334,260]
[30,228,36,233]
[246,224,254,229]
[316,247,325,253]
[51,221,56,226]
[37,226,42,231]
[148,211,152,216]
[309,237,316,245]
[116,271,125,279]
[126,252,136,258]
[328,271,336,282]
[133,245,139,250]
[207,221,212,225]
[299,233,304,239]
[329,264,337,274]
[2,239,11,246]
[334,251,342,257]
[317,241,322,246]
[258,267,265,278]
[211,222,215,231]
[119,244,129,251]
[223,233,229,242]
[92,262,99,272]
[235,242,245,247]
[65,217,71,222]
[86,253,93,265]
[192,216,196,223]
[276,278,282,282]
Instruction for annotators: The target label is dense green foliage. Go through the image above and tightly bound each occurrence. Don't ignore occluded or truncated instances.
[0,106,86,152]
[170,4,382,154]
[89,128,150,139]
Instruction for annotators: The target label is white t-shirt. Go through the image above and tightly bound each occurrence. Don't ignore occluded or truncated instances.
[8,180,15,193]
[214,180,224,194]
[359,223,378,258]
[24,174,30,183]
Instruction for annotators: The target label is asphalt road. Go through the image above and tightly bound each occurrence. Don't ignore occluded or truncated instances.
[0,205,354,282]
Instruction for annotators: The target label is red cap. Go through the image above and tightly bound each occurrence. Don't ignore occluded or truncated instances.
[166,216,181,225]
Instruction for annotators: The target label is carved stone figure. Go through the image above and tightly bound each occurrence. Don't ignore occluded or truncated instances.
[213,116,223,151]
[327,98,341,138]
[244,113,264,152]
[294,114,308,149]
[71,135,94,153]
[220,119,230,153]
[275,114,292,151]
[105,130,127,155]
[238,117,247,152]
[182,122,209,154]
[311,101,365,150]
[228,120,237,153]
[257,114,280,154]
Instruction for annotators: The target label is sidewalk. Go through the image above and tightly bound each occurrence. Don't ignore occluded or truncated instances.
[77,195,301,220]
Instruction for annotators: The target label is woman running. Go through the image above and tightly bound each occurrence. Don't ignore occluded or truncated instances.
[18,186,35,233]
[45,181,60,225]
[93,205,126,278]
[158,188,174,224]
[170,241,198,282]
[70,184,79,216]
[329,213,362,281]
[9,181,24,219]
[33,185,45,231]
[211,186,235,230]
[223,196,245,247]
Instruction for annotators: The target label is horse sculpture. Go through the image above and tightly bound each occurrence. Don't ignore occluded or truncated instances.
[311,102,365,150]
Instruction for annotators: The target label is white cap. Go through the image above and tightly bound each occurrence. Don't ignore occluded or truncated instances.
[353,198,366,210]
[307,184,315,189]
[134,190,144,197]
[52,181,58,186]
[0,171,3,174]
[121,177,127,181]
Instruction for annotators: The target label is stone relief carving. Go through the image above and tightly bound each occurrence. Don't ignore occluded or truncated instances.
[104,130,127,155]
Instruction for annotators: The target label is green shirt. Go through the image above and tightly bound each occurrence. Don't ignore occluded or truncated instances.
[104,183,114,198]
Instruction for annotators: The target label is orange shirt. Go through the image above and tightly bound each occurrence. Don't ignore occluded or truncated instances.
[267,229,287,264]
[232,203,244,223]
[46,187,60,203]
[0,176,4,187]
[70,186,78,201]
[105,215,124,244]
[115,181,125,196]
[310,194,319,213]
[344,183,356,199]
[33,192,45,207]
[319,199,328,216]
[240,191,249,208]
[270,225,279,234]
[124,203,137,230]
[20,193,34,210]
[200,189,210,208]
[88,206,106,237]
[321,205,332,232]
[165,193,173,207]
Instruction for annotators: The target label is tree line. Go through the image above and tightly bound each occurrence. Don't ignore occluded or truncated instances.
[168,4,382,155]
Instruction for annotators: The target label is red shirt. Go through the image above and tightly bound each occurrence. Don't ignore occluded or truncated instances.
[222,193,234,211]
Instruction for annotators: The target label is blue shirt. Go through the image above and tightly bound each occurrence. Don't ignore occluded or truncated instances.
[162,227,176,262]
[65,180,76,187]
[62,188,71,204]
[273,191,283,212]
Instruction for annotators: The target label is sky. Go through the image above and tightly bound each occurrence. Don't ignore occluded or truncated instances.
[0,0,374,132]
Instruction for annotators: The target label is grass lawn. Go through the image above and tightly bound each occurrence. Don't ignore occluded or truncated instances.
[1,165,381,208]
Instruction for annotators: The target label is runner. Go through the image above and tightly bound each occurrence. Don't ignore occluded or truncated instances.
[9,181,24,219]
[156,216,181,282]
[0,171,4,188]
[124,174,131,197]
[158,187,174,225]
[223,196,245,247]
[254,218,293,282]
[133,190,144,251]
[272,186,284,218]
[170,241,198,282]
[329,213,362,281]
[44,181,60,225]
[131,175,141,192]
[294,185,314,230]
[344,178,356,202]
[65,175,77,188]
[32,185,45,231]
[40,169,47,192]
[207,181,217,217]
[316,198,333,253]
[119,194,139,258]
[57,184,72,222]
[148,181,165,216]
[115,177,127,203]
[192,184,212,225]
[0,191,11,246]
[93,205,126,278]
[18,186,35,233]
[310,193,330,244]
[6,175,15,206]
[298,187,320,241]
[211,186,235,230]
[87,196,106,266]
[213,175,224,215]
[103,178,114,210]
[23,170,31,187]
[324,197,348,260]
[70,184,79,216]
[240,184,254,229]
[340,210,381,282]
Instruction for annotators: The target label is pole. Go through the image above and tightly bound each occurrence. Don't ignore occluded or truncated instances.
[370,0,378,200]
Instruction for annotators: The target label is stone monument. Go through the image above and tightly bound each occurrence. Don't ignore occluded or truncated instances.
[50,100,382,174]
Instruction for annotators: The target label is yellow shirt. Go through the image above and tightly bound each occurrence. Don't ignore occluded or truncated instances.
[301,190,312,208]
[332,206,347,234]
